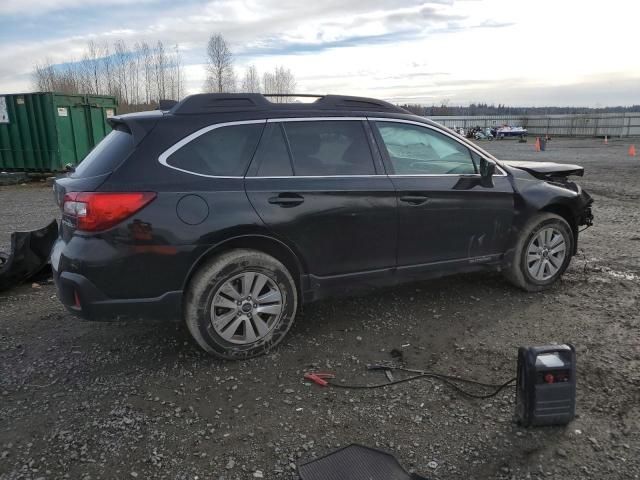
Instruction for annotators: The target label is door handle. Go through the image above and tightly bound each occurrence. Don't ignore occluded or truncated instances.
[268,193,304,207]
[399,195,430,205]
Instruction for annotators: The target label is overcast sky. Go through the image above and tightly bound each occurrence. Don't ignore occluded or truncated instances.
[0,0,638,106]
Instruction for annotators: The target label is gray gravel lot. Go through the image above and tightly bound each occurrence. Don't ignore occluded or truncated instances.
[1,137,639,479]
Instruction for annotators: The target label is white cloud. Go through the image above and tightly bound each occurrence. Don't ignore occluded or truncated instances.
[0,0,160,15]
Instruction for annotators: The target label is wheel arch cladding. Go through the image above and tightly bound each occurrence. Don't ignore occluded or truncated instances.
[182,235,306,298]
[540,203,578,254]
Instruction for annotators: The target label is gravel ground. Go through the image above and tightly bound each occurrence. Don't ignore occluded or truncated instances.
[1,138,639,480]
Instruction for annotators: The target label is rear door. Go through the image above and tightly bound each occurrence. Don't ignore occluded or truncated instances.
[371,119,514,268]
[245,118,397,279]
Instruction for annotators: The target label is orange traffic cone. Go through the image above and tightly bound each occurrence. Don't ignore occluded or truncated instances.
[535,137,541,152]
[629,145,636,157]
[604,135,608,144]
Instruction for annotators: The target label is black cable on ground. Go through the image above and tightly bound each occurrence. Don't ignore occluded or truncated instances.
[369,364,513,388]
[324,366,517,399]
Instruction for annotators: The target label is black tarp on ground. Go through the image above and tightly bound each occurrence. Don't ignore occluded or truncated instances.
[0,220,57,291]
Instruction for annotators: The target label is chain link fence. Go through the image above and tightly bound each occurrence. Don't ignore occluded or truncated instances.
[429,113,640,137]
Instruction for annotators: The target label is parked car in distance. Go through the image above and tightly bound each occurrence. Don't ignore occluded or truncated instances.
[52,94,594,359]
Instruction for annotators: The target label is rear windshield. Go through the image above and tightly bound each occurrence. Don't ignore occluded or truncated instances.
[72,129,134,178]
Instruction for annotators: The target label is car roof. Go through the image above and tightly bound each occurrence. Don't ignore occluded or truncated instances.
[166,93,409,116]
[109,94,501,166]
[111,93,448,141]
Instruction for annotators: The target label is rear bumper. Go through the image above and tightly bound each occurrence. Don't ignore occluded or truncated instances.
[50,226,195,320]
[53,266,182,321]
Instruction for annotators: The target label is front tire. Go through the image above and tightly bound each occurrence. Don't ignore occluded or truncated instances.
[504,213,574,292]
[184,249,298,360]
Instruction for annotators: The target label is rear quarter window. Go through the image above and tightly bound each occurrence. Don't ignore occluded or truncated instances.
[164,122,264,176]
[72,129,134,178]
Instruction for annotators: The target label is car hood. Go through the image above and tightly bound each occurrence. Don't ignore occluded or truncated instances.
[501,160,584,178]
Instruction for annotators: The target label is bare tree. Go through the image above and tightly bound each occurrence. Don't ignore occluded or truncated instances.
[204,33,235,93]
[158,41,170,99]
[241,65,261,93]
[86,40,102,94]
[113,40,130,103]
[102,42,113,97]
[166,44,184,100]
[262,66,296,102]
[33,36,290,109]
[77,53,93,94]
[140,41,154,103]
[33,58,80,93]
[262,71,275,97]
[276,66,296,96]
[131,42,142,104]
[154,40,167,100]
[57,62,80,93]
[33,60,56,91]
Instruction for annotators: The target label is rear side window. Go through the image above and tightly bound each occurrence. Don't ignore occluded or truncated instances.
[283,121,375,176]
[72,129,134,178]
[254,123,293,176]
[165,123,264,176]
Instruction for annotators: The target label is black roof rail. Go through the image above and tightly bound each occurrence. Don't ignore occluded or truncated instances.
[263,94,324,99]
[314,95,409,114]
[158,99,179,110]
[170,93,410,115]
[170,93,270,114]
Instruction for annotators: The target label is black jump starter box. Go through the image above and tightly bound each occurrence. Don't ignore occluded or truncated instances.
[515,344,576,427]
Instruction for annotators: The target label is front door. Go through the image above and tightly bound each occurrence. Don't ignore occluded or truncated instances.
[371,119,514,268]
[245,119,397,280]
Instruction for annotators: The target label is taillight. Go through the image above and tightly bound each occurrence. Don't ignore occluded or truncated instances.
[62,192,156,232]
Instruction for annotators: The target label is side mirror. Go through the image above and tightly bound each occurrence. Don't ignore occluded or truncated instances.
[479,157,495,187]
[480,157,496,178]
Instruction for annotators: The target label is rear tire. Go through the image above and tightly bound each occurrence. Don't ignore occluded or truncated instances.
[504,213,573,292]
[184,249,298,360]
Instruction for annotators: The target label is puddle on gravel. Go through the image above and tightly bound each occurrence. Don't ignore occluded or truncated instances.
[573,257,640,282]
[602,269,640,281]
[590,266,640,282]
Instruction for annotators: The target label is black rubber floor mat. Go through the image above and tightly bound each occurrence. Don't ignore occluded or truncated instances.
[298,444,428,480]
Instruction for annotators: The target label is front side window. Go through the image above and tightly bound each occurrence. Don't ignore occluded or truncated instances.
[165,123,264,176]
[283,120,375,176]
[375,122,476,175]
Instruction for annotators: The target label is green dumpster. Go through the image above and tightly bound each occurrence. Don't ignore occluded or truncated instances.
[0,92,117,172]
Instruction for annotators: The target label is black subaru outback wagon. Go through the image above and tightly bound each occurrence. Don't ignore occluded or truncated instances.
[52,94,593,359]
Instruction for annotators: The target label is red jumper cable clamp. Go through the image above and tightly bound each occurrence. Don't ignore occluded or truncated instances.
[304,372,335,387]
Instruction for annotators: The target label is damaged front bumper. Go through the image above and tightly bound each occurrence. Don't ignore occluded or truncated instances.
[579,205,594,227]
[0,220,58,292]
[577,188,594,227]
